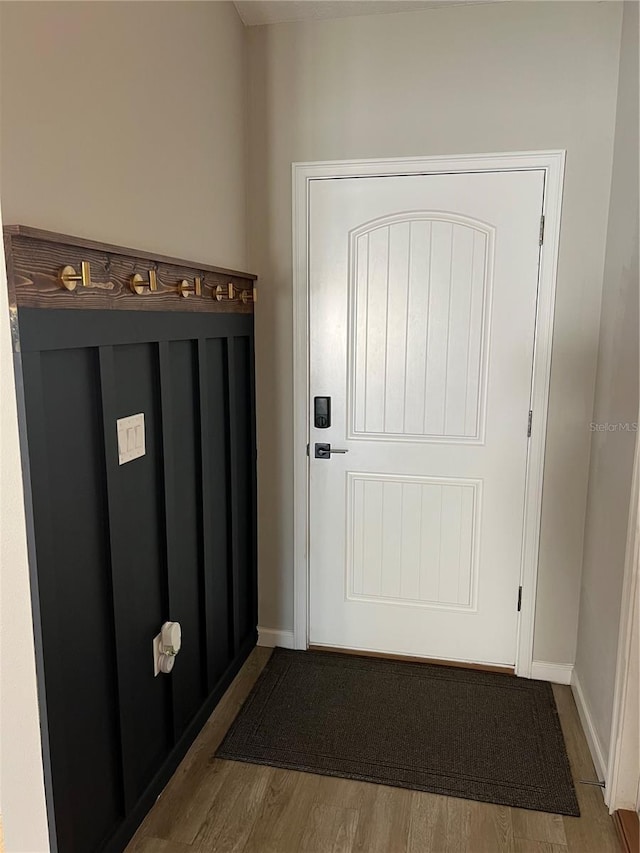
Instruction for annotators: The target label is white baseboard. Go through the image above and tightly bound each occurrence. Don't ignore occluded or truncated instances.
[530,660,574,685]
[257,626,296,649]
[571,669,608,784]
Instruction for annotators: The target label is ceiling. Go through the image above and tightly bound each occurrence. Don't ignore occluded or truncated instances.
[234,0,495,27]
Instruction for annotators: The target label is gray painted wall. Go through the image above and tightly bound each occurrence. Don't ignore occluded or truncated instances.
[247,1,623,666]
[574,0,639,776]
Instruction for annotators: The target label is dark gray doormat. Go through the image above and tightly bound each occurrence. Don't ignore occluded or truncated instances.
[217,648,580,816]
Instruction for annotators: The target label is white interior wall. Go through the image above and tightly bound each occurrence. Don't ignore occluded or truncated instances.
[606,442,639,810]
[0,202,50,853]
[572,0,639,791]
[247,0,624,665]
[616,588,639,810]
[0,1,248,270]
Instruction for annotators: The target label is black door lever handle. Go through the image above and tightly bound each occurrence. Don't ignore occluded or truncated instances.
[314,443,349,459]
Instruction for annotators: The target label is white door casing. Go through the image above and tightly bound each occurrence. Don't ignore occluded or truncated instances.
[293,152,565,676]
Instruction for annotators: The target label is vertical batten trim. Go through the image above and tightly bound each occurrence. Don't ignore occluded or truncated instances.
[196,339,216,692]
[157,341,180,744]
[98,345,134,813]
[249,331,259,637]
[19,352,68,847]
[227,337,242,654]
[9,345,60,853]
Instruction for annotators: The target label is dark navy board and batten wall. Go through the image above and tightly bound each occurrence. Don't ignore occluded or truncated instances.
[6,227,258,853]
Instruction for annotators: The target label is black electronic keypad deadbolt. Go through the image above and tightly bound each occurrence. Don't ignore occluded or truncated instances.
[314,396,331,429]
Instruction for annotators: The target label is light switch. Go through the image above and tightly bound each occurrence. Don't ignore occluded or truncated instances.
[117,413,145,465]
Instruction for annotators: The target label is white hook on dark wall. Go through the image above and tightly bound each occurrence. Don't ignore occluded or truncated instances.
[153,621,182,676]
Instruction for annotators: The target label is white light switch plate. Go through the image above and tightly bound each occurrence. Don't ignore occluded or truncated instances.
[117,413,145,465]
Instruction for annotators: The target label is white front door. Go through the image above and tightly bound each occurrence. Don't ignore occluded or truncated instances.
[308,170,545,666]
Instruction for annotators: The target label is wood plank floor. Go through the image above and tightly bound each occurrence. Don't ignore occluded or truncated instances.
[126,648,620,853]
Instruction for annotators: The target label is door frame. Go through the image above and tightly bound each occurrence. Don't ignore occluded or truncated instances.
[292,150,566,676]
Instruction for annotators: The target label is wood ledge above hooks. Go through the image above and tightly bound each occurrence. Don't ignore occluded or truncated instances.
[3,225,257,314]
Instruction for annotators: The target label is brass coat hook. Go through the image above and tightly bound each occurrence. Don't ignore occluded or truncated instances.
[130,269,158,294]
[215,282,256,304]
[177,276,202,298]
[58,262,114,291]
